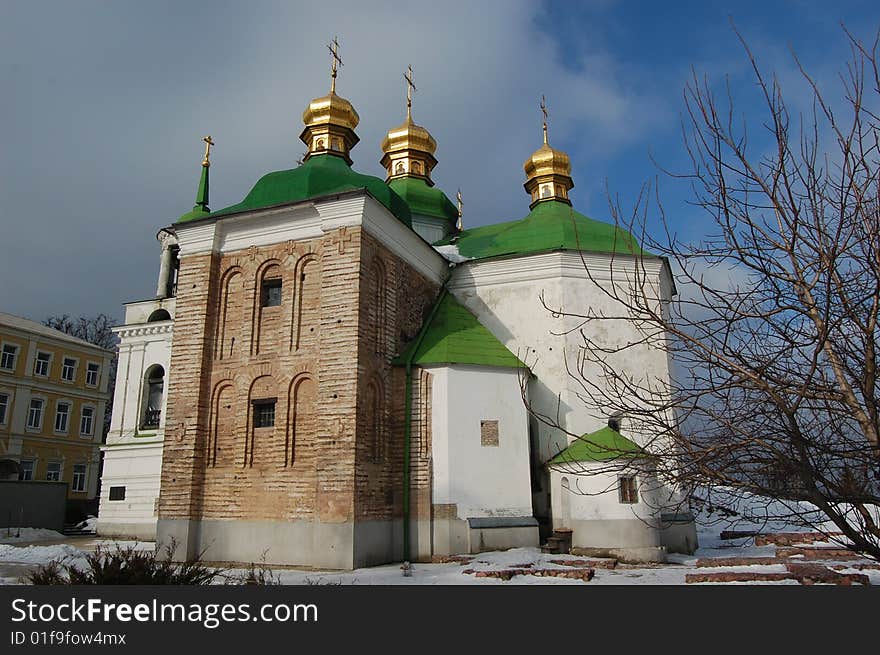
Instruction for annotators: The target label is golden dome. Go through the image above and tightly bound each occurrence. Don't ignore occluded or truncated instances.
[523,142,571,180]
[380,65,439,183]
[523,139,574,207]
[299,91,360,165]
[381,116,437,157]
[302,91,360,132]
[523,97,574,207]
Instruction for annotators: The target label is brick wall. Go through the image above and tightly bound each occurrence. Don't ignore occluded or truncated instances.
[354,231,439,522]
[158,224,441,530]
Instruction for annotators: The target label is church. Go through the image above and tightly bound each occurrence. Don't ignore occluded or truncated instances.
[97,42,696,569]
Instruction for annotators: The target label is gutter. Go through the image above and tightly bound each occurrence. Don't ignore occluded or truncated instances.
[401,281,450,562]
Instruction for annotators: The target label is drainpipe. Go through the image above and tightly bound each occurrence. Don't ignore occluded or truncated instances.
[402,283,449,562]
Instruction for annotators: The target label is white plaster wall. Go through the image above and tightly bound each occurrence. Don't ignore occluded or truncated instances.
[549,464,662,524]
[411,216,449,245]
[97,442,164,536]
[99,305,172,535]
[429,365,533,519]
[449,252,673,461]
[107,323,172,444]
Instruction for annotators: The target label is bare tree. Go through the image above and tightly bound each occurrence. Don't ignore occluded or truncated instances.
[536,25,880,559]
[44,313,117,351]
[44,313,118,436]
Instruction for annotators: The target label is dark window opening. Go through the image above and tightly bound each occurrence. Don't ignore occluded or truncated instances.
[109,486,126,501]
[261,278,282,307]
[608,416,622,432]
[148,309,171,322]
[142,365,164,428]
[618,475,638,504]
[166,246,180,298]
[253,399,276,428]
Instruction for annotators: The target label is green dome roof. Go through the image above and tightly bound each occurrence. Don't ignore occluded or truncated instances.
[548,426,643,465]
[388,177,457,224]
[436,200,648,259]
[180,154,412,226]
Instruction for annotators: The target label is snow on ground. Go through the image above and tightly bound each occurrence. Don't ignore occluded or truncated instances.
[0,544,86,566]
[1,488,876,585]
[0,527,66,544]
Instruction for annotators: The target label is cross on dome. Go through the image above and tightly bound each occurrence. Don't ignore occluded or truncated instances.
[328,36,343,94]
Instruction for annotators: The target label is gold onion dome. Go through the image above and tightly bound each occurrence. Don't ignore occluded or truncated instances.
[300,38,360,165]
[381,66,438,184]
[523,96,573,207]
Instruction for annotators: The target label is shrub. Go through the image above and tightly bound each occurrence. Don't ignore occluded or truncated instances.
[28,541,222,585]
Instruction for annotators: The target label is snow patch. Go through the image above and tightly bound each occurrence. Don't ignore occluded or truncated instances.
[434,244,472,264]
[0,544,87,565]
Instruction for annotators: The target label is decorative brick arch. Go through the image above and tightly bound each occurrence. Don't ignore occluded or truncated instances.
[286,372,316,466]
[208,380,236,468]
[215,266,243,360]
[246,374,278,468]
[252,259,284,356]
[365,257,387,357]
[291,254,321,352]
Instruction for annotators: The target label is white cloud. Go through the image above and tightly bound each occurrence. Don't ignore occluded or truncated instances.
[0,0,669,320]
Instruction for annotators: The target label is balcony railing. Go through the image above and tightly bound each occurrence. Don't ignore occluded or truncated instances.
[142,409,161,429]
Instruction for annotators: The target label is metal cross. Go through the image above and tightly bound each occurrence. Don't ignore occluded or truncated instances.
[456,188,463,231]
[404,65,417,119]
[202,135,215,166]
[540,95,549,144]
[328,36,343,93]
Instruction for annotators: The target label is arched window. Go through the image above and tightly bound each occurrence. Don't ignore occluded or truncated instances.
[141,365,165,429]
[147,309,171,322]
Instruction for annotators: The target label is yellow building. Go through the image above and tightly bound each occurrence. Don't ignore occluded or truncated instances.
[0,312,113,514]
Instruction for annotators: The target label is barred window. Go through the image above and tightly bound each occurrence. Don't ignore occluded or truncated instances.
[261,279,282,307]
[253,400,276,428]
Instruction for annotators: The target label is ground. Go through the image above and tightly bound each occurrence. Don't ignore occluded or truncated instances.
[1,491,877,585]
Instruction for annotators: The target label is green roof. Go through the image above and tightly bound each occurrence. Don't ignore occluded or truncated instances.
[548,426,643,465]
[394,293,525,368]
[179,154,412,226]
[436,200,648,259]
[388,177,458,224]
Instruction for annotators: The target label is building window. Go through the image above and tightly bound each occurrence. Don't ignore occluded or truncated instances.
[80,406,95,436]
[61,357,77,382]
[108,486,126,501]
[0,392,8,425]
[72,464,87,492]
[85,362,100,387]
[19,459,35,481]
[34,351,51,377]
[253,400,276,428]
[261,278,282,307]
[27,398,44,430]
[480,419,500,447]
[1,344,18,371]
[54,401,71,433]
[141,365,164,428]
[46,461,62,482]
[618,475,638,504]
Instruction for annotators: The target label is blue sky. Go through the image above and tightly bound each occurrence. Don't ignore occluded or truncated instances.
[0,0,877,322]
